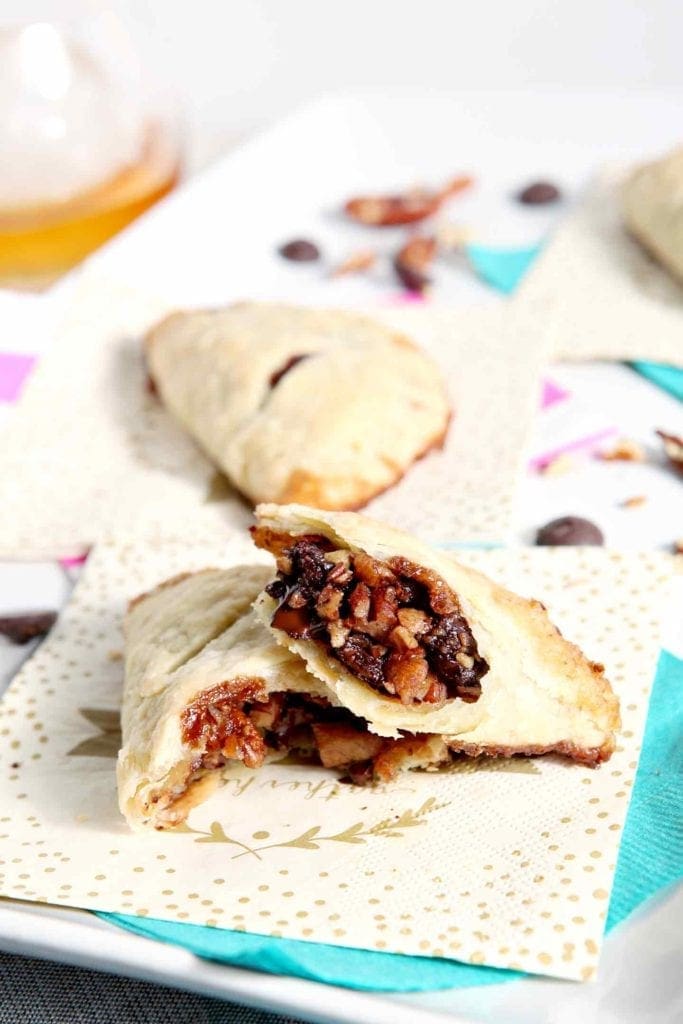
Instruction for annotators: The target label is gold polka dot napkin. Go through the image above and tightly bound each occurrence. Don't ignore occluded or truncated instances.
[0,272,545,557]
[0,533,673,982]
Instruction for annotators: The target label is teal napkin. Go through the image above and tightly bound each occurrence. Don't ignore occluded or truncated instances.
[629,361,683,403]
[465,243,541,294]
[101,650,683,993]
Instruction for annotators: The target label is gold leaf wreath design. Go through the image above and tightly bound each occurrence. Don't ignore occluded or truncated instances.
[174,796,449,860]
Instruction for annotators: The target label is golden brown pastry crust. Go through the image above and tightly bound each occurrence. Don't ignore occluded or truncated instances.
[252,504,621,762]
[145,302,451,510]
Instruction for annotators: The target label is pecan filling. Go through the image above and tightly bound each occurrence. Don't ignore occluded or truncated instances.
[181,681,397,785]
[260,535,488,706]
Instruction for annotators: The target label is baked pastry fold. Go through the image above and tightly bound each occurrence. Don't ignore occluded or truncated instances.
[145,302,450,510]
[622,145,683,285]
[252,504,620,764]
[118,566,317,829]
[118,507,620,831]
[119,566,443,830]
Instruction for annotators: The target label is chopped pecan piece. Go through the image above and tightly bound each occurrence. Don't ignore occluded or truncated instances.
[394,236,437,293]
[397,607,431,635]
[369,584,399,633]
[312,723,385,768]
[657,430,683,474]
[385,648,431,704]
[316,583,344,620]
[248,693,285,731]
[263,537,488,706]
[389,625,419,651]
[599,438,645,462]
[331,250,377,276]
[621,494,647,508]
[389,557,459,615]
[353,551,395,587]
[344,175,472,227]
[182,680,267,769]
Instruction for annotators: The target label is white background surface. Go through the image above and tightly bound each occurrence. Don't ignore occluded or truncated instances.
[104,0,683,169]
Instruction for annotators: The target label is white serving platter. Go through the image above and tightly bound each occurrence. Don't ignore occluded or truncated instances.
[1,90,682,1022]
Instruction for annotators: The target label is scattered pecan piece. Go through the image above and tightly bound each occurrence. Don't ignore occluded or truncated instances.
[673,539,683,555]
[344,175,472,227]
[621,495,647,509]
[656,430,683,474]
[348,582,371,620]
[540,453,577,476]
[331,250,376,277]
[599,438,645,462]
[0,612,57,645]
[394,236,437,293]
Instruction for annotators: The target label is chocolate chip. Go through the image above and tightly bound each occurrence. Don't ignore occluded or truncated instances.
[517,181,561,205]
[278,239,321,262]
[0,612,57,645]
[535,517,604,546]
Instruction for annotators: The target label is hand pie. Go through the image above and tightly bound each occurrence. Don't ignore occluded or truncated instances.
[118,510,620,830]
[622,145,683,285]
[252,503,620,765]
[118,566,318,830]
[145,302,450,510]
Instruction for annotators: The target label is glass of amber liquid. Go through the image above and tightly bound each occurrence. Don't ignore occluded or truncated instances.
[0,2,181,289]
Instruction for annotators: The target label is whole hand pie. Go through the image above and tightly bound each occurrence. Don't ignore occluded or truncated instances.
[622,145,683,285]
[145,302,450,510]
[118,506,620,831]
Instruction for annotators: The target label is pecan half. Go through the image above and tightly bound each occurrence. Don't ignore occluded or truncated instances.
[344,175,472,227]
[331,250,376,277]
[656,430,683,474]
[394,236,437,293]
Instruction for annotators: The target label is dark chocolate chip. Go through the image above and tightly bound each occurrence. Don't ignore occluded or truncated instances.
[278,239,321,262]
[535,516,604,546]
[0,612,57,645]
[517,181,561,205]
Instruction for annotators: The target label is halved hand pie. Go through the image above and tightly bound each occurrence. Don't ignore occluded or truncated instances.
[119,566,443,830]
[118,509,620,831]
[145,302,450,510]
[252,504,621,765]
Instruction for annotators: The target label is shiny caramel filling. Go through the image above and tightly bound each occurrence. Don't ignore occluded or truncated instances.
[181,680,402,785]
[254,532,488,706]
